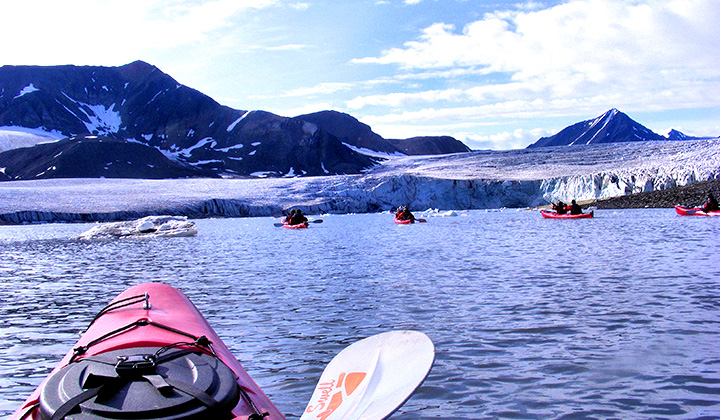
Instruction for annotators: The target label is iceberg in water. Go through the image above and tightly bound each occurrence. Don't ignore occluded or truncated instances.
[78,216,197,240]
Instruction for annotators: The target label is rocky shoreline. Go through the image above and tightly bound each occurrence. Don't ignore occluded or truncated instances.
[589,178,720,209]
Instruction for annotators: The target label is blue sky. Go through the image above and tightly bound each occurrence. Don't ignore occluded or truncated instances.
[2,0,719,149]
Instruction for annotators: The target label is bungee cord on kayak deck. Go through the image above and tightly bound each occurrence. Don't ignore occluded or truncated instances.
[71,319,215,363]
[83,293,149,331]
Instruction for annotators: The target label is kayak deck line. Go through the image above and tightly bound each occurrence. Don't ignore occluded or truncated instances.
[69,318,216,363]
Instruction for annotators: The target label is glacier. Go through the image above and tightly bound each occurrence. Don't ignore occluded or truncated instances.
[0,139,718,224]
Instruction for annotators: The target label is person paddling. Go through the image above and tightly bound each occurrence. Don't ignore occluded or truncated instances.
[702,193,719,212]
[396,206,416,222]
[284,209,296,225]
[553,201,568,215]
[289,209,308,226]
[569,199,583,215]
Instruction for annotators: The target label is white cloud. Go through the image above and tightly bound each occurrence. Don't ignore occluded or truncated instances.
[461,128,551,150]
[351,0,720,116]
[0,0,279,65]
[270,103,337,117]
[265,44,309,51]
[346,89,465,109]
[273,83,356,98]
[290,2,310,11]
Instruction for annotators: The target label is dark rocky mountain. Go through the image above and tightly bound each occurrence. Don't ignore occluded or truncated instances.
[0,61,377,178]
[667,129,690,140]
[296,110,402,155]
[665,129,718,141]
[296,110,471,155]
[0,135,211,180]
[527,108,667,148]
[387,136,471,155]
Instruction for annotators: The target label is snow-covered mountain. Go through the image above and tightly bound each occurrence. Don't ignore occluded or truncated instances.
[665,129,713,141]
[0,135,211,181]
[528,108,668,148]
[2,138,718,223]
[0,62,472,180]
[0,62,380,178]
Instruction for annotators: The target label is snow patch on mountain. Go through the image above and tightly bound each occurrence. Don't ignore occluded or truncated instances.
[14,83,39,99]
[343,143,405,158]
[0,126,65,152]
[171,137,216,159]
[78,103,121,135]
[227,111,250,132]
[216,143,244,152]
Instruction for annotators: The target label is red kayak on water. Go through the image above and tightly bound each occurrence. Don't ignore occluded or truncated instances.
[540,209,594,219]
[394,217,414,224]
[283,221,309,229]
[11,283,436,420]
[675,205,720,217]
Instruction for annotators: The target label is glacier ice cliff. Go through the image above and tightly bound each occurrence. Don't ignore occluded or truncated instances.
[1,139,718,224]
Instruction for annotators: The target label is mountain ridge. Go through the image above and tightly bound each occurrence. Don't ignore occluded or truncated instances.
[0,61,470,181]
[0,62,378,179]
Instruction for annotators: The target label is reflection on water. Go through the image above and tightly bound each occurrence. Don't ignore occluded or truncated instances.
[1,210,719,418]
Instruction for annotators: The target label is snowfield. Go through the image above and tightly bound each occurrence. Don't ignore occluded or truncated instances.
[0,127,65,153]
[1,139,719,223]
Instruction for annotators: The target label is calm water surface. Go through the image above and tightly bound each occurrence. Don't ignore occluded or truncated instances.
[0,209,719,419]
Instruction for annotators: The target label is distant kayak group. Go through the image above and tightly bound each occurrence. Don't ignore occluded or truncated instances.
[276,206,429,228]
[279,192,720,228]
[542,192,720,219]
[541,199,594,219]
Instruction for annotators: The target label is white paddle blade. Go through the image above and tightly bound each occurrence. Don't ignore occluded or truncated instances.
[300,330,434,420]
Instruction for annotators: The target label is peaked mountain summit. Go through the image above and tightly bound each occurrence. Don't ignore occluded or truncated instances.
[527,108,667,148]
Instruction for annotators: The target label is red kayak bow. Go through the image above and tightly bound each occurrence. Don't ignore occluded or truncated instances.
[11,283,285,420]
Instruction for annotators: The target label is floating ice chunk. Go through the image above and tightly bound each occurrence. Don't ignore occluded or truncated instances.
[78,216,197,240]
[420,208,459,217]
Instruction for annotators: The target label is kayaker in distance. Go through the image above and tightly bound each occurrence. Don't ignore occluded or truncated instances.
[396,206,416,222]
[284,209,296,224]
[570,199,583,215]
[702,193,719,212]
[289,209,308,225]
[552,201,568,215]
